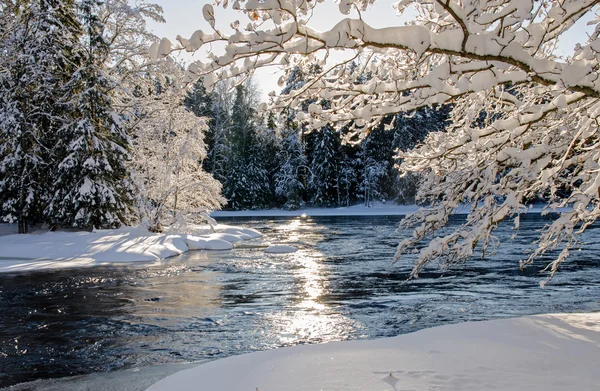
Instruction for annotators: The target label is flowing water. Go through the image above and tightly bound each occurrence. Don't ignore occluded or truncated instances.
[0,215,599,389]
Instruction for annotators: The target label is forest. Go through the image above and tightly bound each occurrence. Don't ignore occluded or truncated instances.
[0,0,449,235]
[184,72,450,211]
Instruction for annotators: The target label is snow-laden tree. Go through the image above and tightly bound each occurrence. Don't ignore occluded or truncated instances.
[390,106,450,203]
[224,82,272,209]
[275,113,306,209]
[100,0,164,80]
[0,0,83,233]
[309,124,342,206]
[161,0,600,280]
[357,124,392,207]
[47,0,135,230]
[132,98,224,232]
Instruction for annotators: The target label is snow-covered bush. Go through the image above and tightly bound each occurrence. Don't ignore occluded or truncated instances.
[159,0,600,279]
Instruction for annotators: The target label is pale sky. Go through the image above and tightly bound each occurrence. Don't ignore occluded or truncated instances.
[147,0,596,101]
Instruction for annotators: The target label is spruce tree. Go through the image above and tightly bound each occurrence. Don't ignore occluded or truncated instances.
[274,112,306,209]
[0,0,83,233]
[309,125,342,206]
[224,84,271,209]
[358,123,394,206]
[47,0,134,229]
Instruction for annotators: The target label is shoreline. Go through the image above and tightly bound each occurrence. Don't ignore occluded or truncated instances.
[4,312,597,390]
[0,224,262,274]
[146,312,600,391]
[210,203,567,218]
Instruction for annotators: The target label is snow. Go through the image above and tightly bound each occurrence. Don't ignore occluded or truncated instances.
[264,245,297,253]
[0,224,263,274]
[182,234,233,251]
[146,312,600,391]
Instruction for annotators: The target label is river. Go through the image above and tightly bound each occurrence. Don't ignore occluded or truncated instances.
[0,215,599,389]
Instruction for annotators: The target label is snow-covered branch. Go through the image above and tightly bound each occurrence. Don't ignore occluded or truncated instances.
[162,0,600,280]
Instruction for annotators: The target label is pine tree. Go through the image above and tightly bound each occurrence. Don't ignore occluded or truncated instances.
[274,112,306,209]
[358,123,394,206]
[47,0,134,229]
[0,0,83,233]
[309,125,342,206]
[224,83,271,209]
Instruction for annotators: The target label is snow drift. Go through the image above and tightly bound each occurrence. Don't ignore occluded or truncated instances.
[146,312,600,391]
[0,224,263,274]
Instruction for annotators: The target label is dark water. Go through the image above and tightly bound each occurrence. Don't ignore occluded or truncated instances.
[0,215,599,388]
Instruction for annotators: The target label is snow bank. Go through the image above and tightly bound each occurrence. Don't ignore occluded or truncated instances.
[146,312,600,391]
[264,245,298,253]
[0,224,262,274]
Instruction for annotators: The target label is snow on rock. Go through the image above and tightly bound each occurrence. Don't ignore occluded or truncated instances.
[183,235,233,251]
[264,245,297,253]
[146,313,600,391]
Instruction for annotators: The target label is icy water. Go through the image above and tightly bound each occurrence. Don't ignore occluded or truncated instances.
[1,215,599,389]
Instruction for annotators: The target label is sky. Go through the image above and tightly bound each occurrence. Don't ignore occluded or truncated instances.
[147,0,597,101]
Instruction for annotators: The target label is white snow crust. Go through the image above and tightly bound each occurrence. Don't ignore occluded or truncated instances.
[0,224,262,273]
[147,312,600,391]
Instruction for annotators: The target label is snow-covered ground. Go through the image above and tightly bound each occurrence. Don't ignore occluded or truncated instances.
[0,224,264,274]
[147,312,600,391]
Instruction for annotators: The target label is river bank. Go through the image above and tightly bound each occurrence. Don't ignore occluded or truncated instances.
[146,312,600,391]
[0,224,262,274]
[4,312,598,391]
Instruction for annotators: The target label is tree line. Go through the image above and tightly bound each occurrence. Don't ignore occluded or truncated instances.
[185,68,450,211]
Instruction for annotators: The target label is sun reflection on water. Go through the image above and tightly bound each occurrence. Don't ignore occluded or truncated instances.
[268,218,361,345]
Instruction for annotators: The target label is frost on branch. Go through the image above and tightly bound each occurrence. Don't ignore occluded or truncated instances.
[171,0,600,281]
[130,62,225,233]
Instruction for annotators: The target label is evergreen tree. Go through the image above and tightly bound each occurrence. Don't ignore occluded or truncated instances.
[184,78,216,169]
[391,106,450,203]
[358,123,394,206]
[275,114,306,209]
[47,0,134,229]
[309,125,342,206]
[338,142,358,207]
[0,0,83,233]
[224,83,271,209]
